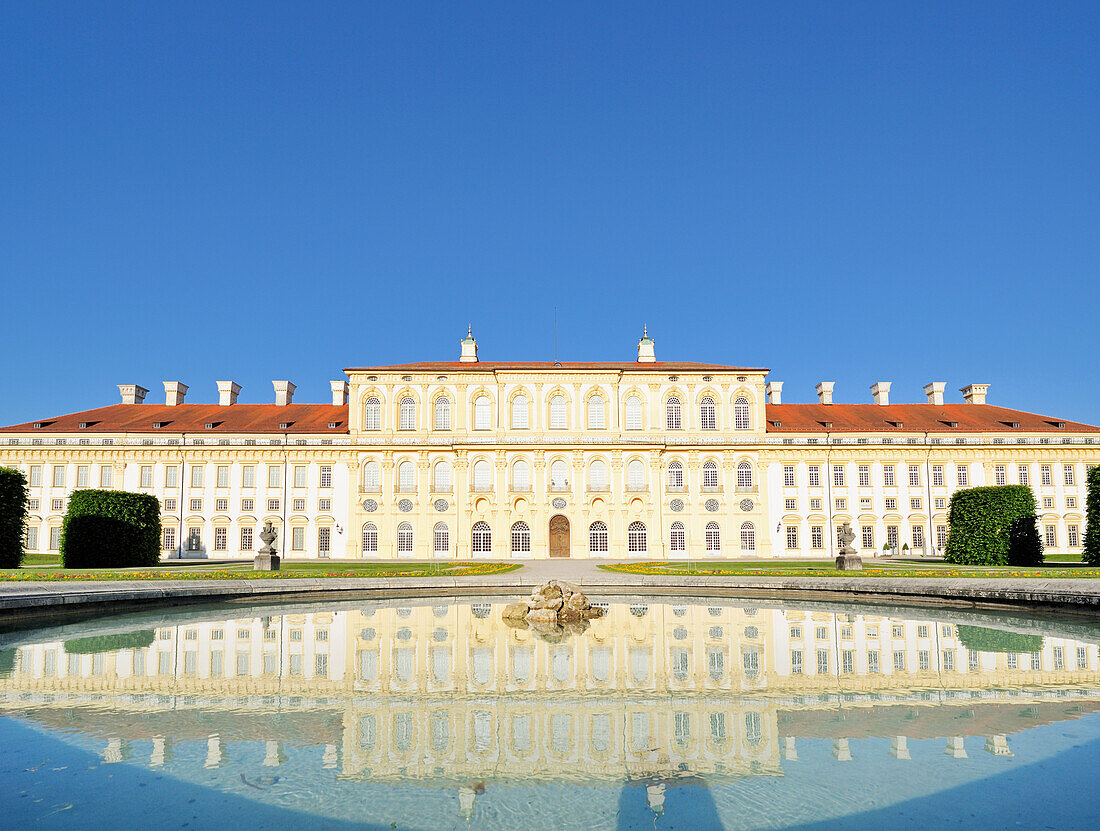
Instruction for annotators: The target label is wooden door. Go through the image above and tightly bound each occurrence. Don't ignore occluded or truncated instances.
[549,515,570,558]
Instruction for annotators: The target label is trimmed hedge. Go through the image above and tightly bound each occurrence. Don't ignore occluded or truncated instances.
[63,630,156,654]
[956,625,1043,654]
[944,485,1043,566]
[0,467,29,569]
[60,489,162,569]
[1084,466,1100,566]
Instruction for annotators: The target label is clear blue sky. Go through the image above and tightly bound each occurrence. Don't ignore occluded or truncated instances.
[2,1,1097,425]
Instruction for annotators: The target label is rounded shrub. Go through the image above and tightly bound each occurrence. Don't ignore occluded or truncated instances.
[957,625,1043,654]
[60,489,162,569]
[945,485,1043,566]
[0,467,29,569]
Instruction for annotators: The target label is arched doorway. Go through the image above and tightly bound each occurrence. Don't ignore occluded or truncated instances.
[549,515,570,558]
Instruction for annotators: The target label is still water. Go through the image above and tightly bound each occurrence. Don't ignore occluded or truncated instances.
[2,595,1100,830]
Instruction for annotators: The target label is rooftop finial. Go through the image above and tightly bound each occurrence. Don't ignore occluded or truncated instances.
[467,324,472,338]
[643,324,648,337]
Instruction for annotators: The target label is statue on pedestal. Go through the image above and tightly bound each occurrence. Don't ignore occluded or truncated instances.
[254,520,281,571]
[835,522,863,571]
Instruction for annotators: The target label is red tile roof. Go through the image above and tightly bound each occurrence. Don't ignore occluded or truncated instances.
[0,404,348,434]
[765,403,1100,433]
[344,361,767,373]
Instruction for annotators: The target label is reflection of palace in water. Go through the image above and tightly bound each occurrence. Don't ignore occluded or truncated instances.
[3,602,1100,795]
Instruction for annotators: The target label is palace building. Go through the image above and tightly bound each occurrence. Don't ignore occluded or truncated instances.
[1,330,1097,560]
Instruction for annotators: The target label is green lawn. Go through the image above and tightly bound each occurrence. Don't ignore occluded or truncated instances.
[0,560,522,581]
[600,558,1100,579]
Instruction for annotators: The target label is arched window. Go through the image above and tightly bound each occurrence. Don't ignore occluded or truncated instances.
[670,521,686,552]
[588,459,608,491]
[473,396,491,430]
[628,521,647,554]
[362,522,378,554]
[472,460,492,491]
[511,521,530,555]
[364,397,381,431]
[433,460,452,493]
[702,461,719,489]
[667,460,684,490]
[734,397,751,430]
[549,395,567,429]
[511,394,529,429]
[740,522,755,552]
[737,461,753,490]
[397,522,413,555]
[666,397,682,430]
[512,459,531,492]
[399,397,416,430]
[363,460,381,492]
[624,396,643,430]
[589,521,608,554]
[627,459,645,491]
[433,522,449,556]
[549,459,569,491]
[587,395,605,429]
[706,521,721,552]
[434,397,451,430]
[700,397,716,430]
[472,521,492,554]
[398,460,416,492]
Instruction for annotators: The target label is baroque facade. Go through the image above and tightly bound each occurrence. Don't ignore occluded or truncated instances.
[1,330,1097,560]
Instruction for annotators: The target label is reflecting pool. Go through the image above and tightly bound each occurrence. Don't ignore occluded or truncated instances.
[3,595,1100,830]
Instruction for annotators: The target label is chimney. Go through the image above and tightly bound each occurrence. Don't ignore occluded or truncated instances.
[163,381,188,406]
[118,384,148,405]
[217,381,242,406]
[330,380,349,406]
[459,327,479,363]
[923,382,946,406]
[765,381,783,405]
[273,381,296,406]
[815,381,834,405]
[870,381,891,406]
[637,325,656,363]
[960,383,990,405]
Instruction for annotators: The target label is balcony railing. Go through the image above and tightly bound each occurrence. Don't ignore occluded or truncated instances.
[549,482,571,492]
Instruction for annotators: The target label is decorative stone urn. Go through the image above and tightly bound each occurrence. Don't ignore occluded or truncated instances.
[502,580,605,640]
[835,522,863,571]
[254,520,281,571]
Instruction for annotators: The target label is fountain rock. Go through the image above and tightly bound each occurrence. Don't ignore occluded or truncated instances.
[502,580,605,638]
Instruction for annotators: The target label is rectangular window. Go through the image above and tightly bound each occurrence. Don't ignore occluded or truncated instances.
[77,465,89,487]
[241,527,253,551]
[1064,465,1075,486]
[811,526,823,549]
[1018,465,1029,486]
[1045,525,1056,548]
[217,466,230,488]
[242,465,255,487]
[934,497,946,510]
[791,650,803,674]
[833,465,845,487]
[858,465,870,487]
[161,527,175,551]
[1031,652,1041,671]
[1068,525,1080,547]
[293,498,306,512]
[956,466,968,487]
[100,465,113,487]
[140,465,153,488]
[860,497,871,510]
[49,527,62,550]
[241,498,254,512]
[885,497,897,510]
[165,466,178,488]
[862,525,874,549]
[808,466,820,487]
[1053,646,1064,670]
[268,466,281,488]
[320,466,332,488]
[910,497,922,510]
[809,498,822,511]
[214,527,227,551]
[995,465,1006,486]
[932,465,944,487]
[215,498,228,512]
[26,526,39,550]
[783,465,796,487]
[292,527,305,551]
[1066,496,1076,508]
[908,465,920,487]
[937,525,948,549]
[868,650,880,673]
[887,525,899,549]
[318,527,331,555]
[842,650,854,674]
[834,498,845,511]
[883,465,895,487]
[1077,646,1088,669]
[52,465,65,487]
[1043,496,1054,508]
[912,526,924,548]
[190,498,202,512]
[51,498,63,511]
[919,650,930,671]
[784,498,796,511]
[786,526,798,549]
[267,499,280,512]
[318,498,331,512]
[817,649,829,674]
[894,650,905,671]
[943,650,955,671]
[29,465,41,487]
[1041,465,1052,486]
[190,466,203,488]
[294,466,308,488]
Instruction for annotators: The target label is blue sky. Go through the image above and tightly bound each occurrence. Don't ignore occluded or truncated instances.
[1,1,1097,425]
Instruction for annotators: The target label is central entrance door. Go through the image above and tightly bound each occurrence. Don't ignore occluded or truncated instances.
[549,515,570,558]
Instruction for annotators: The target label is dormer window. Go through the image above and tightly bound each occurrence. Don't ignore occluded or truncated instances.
[205,423,214,429]
[818,421,833,429]
[328,422,338,428]
[78,422,88,429]
[279,422,290,429]
[770,421,782,428]
[153,422,165,429]
[941,421,958,428]
[33,423,42,429]
[887,420,904,428]
[1001,421,1021,429]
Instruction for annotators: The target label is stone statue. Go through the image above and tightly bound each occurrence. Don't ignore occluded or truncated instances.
[254,521,281,571]
[502,580,605,641]
[835,522,863,571]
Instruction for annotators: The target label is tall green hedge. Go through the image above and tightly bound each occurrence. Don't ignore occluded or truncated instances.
[0,467,29,569]
[60,489,162,569]
[63,630,156,654]
[1084,466,1100,566]
[956,625,1044,654]
[944,485,1043,566]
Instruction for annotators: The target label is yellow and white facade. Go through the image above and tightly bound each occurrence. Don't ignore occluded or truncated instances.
[1,330,1097,560]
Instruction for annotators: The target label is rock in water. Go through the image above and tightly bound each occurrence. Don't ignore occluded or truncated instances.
[502,603,529,621]
[525,608,560,627]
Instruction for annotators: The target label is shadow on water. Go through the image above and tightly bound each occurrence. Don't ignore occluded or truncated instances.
[616,781,724,831]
